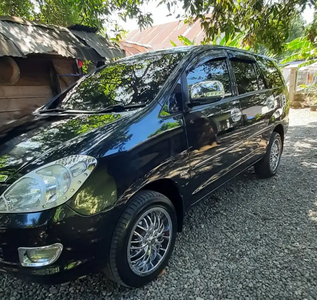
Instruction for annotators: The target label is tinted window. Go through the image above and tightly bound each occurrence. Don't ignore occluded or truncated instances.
[187,58,232,97]
[257,57,283,89]
[231,60,258,94]
[59,52,185,111]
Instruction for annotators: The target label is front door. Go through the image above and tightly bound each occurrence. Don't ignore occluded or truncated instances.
[184,54,245,204]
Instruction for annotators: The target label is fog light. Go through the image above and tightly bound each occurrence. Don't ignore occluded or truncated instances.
[18,243,63,267]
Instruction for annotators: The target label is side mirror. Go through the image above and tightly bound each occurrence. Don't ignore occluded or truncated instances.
[190,80,225,103]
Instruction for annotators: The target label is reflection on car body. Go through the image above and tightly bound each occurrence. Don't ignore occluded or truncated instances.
[0,46,289,287]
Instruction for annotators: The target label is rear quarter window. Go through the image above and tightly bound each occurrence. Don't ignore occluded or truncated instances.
[256,57,283,89]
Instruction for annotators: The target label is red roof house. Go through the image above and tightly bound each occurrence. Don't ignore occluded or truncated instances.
[124,19,205,50]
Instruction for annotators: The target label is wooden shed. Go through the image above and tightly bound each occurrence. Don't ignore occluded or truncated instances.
[0,16,124,126]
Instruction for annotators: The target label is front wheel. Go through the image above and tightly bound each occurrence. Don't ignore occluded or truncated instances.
[105,190,177,287]
[254,131,283,178]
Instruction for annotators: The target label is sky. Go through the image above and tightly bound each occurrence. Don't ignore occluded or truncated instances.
[117,1,315,32]
[116,1,183,30]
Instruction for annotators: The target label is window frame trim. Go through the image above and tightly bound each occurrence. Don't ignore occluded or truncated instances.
[254,60,268,90]
[158,77,185,119]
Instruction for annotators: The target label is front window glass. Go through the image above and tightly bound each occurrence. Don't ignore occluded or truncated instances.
[57,52,185,111]
[187,58,232,97]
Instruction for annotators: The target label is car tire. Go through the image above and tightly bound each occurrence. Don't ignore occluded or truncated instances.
[105,190,177,287]
[254,131,283,178]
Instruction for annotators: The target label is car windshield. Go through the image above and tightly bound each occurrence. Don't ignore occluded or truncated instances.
[57,52,186,111]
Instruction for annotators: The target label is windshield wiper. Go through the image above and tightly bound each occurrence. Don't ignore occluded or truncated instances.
[37,108,92,114]
[37,103,146,114]
[37,108,66,113]
[95,103,147,113]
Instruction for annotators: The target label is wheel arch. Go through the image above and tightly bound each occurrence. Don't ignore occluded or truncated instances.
[140,179,184,232]
[273,124,285,143]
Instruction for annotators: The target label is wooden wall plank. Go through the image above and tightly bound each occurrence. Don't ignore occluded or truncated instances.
[0,86,52,98]
[0,56,76,125]
[52,57,77,91]
[0,97,49,111]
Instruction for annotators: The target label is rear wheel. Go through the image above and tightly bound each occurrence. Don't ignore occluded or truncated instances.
[105,190,177,287]
[254,131,283,178]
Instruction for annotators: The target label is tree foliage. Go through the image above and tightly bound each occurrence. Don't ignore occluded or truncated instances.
[172,32,249,50]
[281,36,317,64]
[0,0,153,29]
[161,0,316,54]
[0,0,315,55]
[281,10,317,64]
[287,15,306,42]
[0,0,34,19]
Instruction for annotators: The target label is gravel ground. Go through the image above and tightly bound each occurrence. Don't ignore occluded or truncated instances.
[1,108,317,300]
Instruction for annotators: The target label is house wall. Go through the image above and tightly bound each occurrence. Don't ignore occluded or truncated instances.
[52,57,78,92]
[0,56,77,126]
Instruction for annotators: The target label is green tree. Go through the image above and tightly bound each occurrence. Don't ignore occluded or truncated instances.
[0,0,34,19]
[271,15,306,60]
[280,12,317,65]
[281,36,317,64]
[287,15,306,42]
[1,0,315,55]
[0,0,153,29]
[162,0,315,54]
[172,32,249,49]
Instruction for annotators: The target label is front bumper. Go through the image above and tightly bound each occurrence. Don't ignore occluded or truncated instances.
[0,203,122,284]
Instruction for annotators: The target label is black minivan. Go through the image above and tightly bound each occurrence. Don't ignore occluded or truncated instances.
[0,46,289,287]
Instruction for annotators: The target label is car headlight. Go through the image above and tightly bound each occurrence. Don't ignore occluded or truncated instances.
[0,155,97,213]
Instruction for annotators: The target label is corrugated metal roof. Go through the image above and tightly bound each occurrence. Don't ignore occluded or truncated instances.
[0,33,23,57]
[0,17,124,61]
[125,19,205,50]
[119,41,151,56]
[70,30,123,60]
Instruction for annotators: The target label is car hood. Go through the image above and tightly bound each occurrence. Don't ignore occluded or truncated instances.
[0,111,137,183]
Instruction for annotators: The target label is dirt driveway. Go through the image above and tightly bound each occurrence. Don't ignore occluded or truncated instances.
[1,109,317,300]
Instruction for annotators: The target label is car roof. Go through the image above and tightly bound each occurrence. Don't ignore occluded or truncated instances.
[119,45,275,63]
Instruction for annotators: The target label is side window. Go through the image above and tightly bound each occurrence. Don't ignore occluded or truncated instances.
[231,60,259,94]
[257,57,283,89]
[161,79,182,116]
[187,58,232,98]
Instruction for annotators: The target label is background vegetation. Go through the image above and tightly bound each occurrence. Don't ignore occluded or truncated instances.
[0,0,316,61]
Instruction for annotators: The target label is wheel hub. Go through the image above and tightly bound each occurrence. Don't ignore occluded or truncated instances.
[127,207,172,276]
[270,137,281,172]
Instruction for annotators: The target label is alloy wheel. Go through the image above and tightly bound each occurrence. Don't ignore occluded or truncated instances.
[127,207,172,277]
[270,137,281,172]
